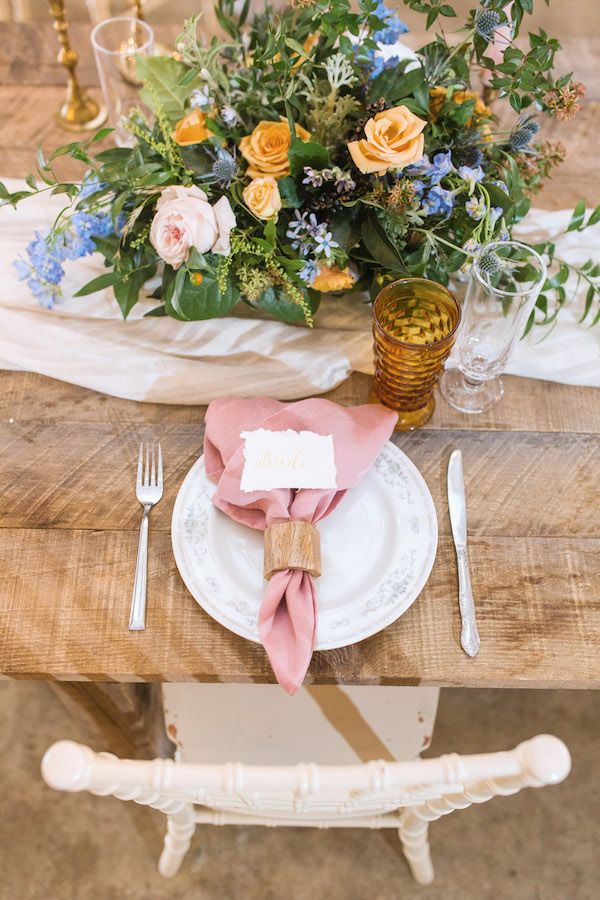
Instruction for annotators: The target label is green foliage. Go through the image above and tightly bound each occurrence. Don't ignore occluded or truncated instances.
[136,56,195,121]
[6,0,597,332]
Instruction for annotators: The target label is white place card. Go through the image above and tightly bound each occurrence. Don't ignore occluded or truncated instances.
[240,428,337,493]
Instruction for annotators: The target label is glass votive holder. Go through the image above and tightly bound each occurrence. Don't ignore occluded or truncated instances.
[91,16,154,147]
[372,278,461,430]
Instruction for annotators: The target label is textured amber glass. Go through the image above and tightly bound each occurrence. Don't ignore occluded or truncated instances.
[372,278,461,430]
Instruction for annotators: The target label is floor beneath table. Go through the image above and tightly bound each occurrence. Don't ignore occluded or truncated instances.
[1,683,597,900]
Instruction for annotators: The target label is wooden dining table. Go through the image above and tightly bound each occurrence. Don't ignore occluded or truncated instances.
[1,22,599,756]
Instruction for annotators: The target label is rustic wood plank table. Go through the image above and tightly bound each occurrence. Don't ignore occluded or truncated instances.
[1,22,599,751]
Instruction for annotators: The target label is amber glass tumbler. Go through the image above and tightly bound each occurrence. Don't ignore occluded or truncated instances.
[372,278,461,430]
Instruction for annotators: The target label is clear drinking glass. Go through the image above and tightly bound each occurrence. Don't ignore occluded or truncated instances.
[440,240,547,413]
[91,16,154,147]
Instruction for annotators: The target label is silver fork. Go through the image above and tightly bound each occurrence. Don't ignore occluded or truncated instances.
[129,442,163,631]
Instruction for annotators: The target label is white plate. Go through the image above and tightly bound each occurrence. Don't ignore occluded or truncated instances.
[171,442,437,650]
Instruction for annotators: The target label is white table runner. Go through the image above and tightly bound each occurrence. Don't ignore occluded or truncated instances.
[1,178,598,403]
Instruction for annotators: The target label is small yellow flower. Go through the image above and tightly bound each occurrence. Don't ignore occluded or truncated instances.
[240,119,311,179]
[313,264,356,293]
[242,176,282,220]
[190,272,204,286]
[429,86,447,119]
[347,105,427,176]
[453,90,492,120]
[172,109,211,146]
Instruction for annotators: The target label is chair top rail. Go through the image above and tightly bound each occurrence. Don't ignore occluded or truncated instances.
[42,735,571,799]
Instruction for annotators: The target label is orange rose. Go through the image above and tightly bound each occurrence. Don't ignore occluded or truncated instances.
[172,109,211,146]
[347,105,427,176]
[240,120,311,179]
[313,264,356,293]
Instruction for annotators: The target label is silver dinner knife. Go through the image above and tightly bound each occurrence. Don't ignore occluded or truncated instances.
[447,450,480,657]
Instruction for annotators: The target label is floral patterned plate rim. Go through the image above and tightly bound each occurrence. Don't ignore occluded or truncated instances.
[171,441,437,650]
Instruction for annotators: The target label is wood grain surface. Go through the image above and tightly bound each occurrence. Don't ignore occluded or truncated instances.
[0,25,599,688]
[0,370,599,687]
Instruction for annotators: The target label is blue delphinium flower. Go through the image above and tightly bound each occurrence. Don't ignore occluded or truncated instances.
[14,180,121,308]
[458,165,485,194]
[412,180,426,199]
[490,179,510,195]
[370,53,404,78]
[465,196,486,220]
[299,258,318,286]
[427,151,454,185]
[373,1,409,45]
[13,230,65,309]
[404,155,430,177]
[79,173,107,200]
[422,186,455,217]
[490,206,503,227]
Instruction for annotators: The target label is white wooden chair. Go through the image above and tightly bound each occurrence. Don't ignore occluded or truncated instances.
[42,734,570,885]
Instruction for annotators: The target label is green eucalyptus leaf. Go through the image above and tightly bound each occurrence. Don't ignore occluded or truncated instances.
[165,269,239,320]
[74,271,123,297]
[567,199,586,232]
[255,285,319,325]
[587,204,600,227]
[361,211,407,274]
[288,140,330,178]
[136,55,194,121]
[278,176,301,208]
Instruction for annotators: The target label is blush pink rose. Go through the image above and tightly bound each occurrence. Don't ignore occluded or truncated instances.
[150,185,236,268]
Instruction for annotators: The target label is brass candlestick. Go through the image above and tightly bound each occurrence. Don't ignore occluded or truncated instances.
[49,0,107,131]
[133,0,170,57]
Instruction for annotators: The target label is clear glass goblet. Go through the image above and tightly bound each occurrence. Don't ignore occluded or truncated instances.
[440,240,547,414]
[91,16,154,147]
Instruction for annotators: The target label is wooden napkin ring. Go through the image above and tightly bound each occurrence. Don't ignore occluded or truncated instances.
[263,522,321,580]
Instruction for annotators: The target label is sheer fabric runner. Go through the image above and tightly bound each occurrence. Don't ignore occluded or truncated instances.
[1,179,598,403]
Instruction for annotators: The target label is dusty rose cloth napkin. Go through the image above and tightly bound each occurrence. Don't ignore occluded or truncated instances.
[204,396,397,693]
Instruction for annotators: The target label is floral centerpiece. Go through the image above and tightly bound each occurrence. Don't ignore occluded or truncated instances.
[3,0,600,331]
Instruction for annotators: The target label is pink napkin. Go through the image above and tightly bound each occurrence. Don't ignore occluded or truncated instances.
[204,397,397,693]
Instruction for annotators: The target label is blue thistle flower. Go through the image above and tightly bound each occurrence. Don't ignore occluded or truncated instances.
[478,249,503,276]
[211,148,237,186]
[474,8,501,42]
[510,116,540,151]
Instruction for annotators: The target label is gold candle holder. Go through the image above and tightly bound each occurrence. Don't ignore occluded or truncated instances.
[49,0,107,131]
[371,278,461,431]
